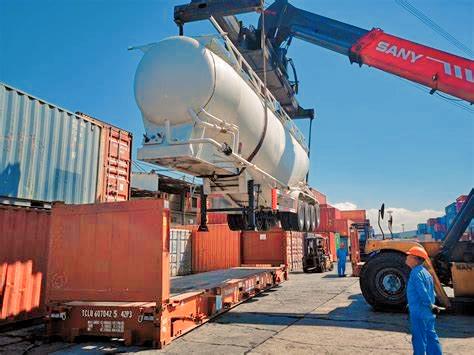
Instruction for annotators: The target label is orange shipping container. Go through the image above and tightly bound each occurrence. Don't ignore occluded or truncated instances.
[340,210,366,223]
[310,188,327,205]
[192,224,241,273]
[207,213,228,224]
[44,200,287,348]
[46,199,169,303]
[334,219,354,236]
[242,229,304,271]
[0,205,51,325]
[316,204,341,232]
[98,126,132,202]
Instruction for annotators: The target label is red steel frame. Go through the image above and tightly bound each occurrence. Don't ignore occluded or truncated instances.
[351,29,474,103]
[47,268,286,347]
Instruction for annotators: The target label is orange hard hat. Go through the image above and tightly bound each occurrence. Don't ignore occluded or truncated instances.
[406,246,429,260]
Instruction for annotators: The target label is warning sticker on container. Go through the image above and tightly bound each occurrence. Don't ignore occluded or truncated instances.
[259,234,267,240]
[87,320,124,333]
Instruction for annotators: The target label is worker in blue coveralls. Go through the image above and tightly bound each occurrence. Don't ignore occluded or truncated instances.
[336,242,347,277]
[406,246,443,355]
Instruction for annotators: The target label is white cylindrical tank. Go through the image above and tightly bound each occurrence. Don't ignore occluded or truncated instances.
[134,36,309,187]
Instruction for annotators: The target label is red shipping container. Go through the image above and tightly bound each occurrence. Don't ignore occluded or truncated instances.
[46,199,169,303]
[310,188,327,205]
[456,195,468,212]
[207,213,227,224]
[76,113,132,203]
[340,210,366,223]
[0,205,51,325]
[242,230,285,266]
[427,218,437,226]
[241,229,304,271]
[334,219,354,236]
[97,126,132,202]
[434,223,447,233]
[316,204,341,232]
[192,224,241,273]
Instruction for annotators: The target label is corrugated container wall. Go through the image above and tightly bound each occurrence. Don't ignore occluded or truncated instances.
[96,125,132,202]
[310,188,327,205]
[46,199,169,303]
[169,229,192,276]
[0,205,50,325]
[316,204,341,232]
[241,229,304,271]
[427,218,437,226]
[242,230,285,266]
[445,202,457,216]
[191,224,241,273]
[340,210,366,223]
[0,84,101,203]
[334,219,354,236]
[285,231,304,271]
[0,83,132,204]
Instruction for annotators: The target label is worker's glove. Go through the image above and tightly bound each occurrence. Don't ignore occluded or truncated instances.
[431,305,445,315]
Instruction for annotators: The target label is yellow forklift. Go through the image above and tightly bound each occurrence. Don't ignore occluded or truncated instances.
[359,189,474,311]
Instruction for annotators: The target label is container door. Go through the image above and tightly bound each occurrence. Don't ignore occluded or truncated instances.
[100,126,132,202]
[169,229,192,276]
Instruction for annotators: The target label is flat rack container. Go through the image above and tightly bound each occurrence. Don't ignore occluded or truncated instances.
[45,199,286,348]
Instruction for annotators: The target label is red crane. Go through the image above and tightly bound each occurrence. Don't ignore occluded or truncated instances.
[175,0,474,108]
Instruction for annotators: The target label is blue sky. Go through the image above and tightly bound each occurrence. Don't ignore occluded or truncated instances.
[1,0,472,230]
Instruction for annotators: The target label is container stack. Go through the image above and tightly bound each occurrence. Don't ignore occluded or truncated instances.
[416,194,473,241]
[315,204,369,260]
[1,82,133,327]
[0,83,132,204]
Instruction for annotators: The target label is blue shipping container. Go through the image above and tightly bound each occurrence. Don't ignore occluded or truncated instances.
[437,216,447,226]
[447,215,456,228]
[445,202,457,216]
[417,223,428,234]
[427,225,435,235]
[0,83,101,203]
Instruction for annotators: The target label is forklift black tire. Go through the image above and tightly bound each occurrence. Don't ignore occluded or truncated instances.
[359,251,410,311]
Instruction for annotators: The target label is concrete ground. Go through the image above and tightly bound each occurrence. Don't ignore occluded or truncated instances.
[1,264,472,354]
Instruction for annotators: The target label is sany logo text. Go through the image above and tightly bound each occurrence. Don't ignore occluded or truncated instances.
[375,41,473,83]
[376,41,423,63]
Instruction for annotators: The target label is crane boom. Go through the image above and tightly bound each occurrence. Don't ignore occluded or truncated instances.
[262,0,473,103]
[350,29,473,103]
[175,0,474,106]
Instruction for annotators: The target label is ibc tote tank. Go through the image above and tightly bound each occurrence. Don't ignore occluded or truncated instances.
[134,35,309,188]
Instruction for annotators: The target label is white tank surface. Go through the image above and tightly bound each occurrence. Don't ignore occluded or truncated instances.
[134,35,309,188]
